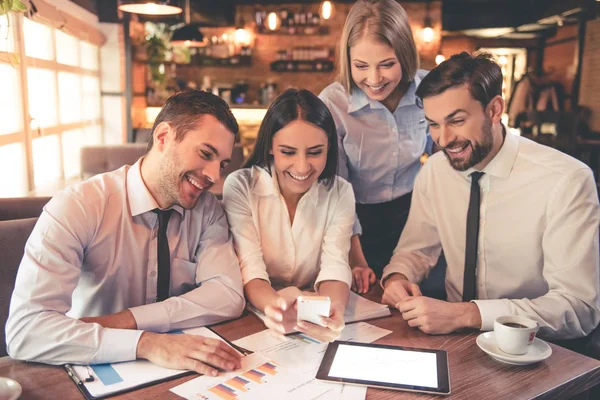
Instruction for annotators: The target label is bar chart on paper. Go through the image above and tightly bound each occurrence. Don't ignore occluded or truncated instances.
[206,362,280,399]
[288,333,321,345]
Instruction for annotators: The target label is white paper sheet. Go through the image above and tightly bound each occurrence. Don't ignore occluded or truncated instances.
[170,323,391,400]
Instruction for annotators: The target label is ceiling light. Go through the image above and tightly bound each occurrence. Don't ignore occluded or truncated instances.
[422,2,434,43]
[119,1,182,16]
[320,1,335,20]
[170,0,206,47]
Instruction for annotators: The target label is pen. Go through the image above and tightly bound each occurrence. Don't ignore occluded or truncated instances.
[208,327,253,356]
[65,363,83,386]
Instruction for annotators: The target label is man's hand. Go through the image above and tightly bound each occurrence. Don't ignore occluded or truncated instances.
[381,274,422,306]
[295,302,345,342]
[263,296,298,339]
[136,332,242,376]
[80,309,137,329]
[397,297,482,335]
[351,266,376,294]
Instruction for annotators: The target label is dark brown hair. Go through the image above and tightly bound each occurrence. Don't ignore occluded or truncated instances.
[147,89,239,152]
[243,88,338,190]
[416,51,502,109]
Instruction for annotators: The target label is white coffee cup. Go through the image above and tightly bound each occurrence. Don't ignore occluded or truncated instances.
[494,315,540,355]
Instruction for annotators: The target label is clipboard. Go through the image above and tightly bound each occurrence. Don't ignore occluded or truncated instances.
[65,361,195,400]
[63,326,249,399]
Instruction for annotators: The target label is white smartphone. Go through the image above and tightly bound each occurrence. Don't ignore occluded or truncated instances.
[297,296,331,327]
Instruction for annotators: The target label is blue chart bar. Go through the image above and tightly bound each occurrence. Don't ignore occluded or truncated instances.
[291,333,320,344]
[90,364,124,386]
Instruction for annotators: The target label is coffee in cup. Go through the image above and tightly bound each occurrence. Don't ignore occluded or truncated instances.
[494,315,539,355]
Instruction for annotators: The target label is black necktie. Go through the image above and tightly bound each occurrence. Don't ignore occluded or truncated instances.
[153,209,173,302]
[463,172,484,302]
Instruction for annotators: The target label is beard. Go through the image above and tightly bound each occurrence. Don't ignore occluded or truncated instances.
[155,149,187,209]
[443,116,494,171]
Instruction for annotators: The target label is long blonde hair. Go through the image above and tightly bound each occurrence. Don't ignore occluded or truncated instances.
[337,0,419,94]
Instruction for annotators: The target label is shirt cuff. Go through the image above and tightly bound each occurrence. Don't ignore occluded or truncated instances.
[94,328,143,364]
[352,217,362,236]
[241,265,271,286]
[472,299,512,331]
[130,302,171,332]
[380,264,420,289]
[314,267,352,291]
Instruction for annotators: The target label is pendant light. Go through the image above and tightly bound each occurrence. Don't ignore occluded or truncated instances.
[422,1,434,43]
[119,0,182,16]
[170,0,206,47]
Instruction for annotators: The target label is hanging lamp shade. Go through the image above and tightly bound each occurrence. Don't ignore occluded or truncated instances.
[119,1,182,16]
[171,24,206,47]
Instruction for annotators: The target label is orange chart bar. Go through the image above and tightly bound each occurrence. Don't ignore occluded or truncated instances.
[242,369,265,383]
[256,362,278,376]
[208,384,237,400]
[225,376,250,392]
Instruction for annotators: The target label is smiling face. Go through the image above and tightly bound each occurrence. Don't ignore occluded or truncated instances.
[270,119,328,198]
[350,35,403,110]
[423,85,504,171]
[154,114,234,209]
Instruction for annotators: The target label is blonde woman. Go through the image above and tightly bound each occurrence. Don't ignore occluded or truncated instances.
[319,0,436,294]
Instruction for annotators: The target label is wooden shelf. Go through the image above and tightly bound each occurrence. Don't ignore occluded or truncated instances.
[257,25,329,36]
[270,60,334,73]
[191,55,252,67]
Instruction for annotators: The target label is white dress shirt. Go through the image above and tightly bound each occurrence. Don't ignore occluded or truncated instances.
[6,159,245,365]
[382,131,600,339]
[222,166,354,290]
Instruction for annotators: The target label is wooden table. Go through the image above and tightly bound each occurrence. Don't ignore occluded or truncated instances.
[2,287,600,399]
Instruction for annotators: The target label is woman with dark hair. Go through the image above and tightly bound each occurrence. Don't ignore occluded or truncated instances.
[223,88,355,342]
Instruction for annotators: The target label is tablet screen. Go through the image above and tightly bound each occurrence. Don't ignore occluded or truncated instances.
[316,341,450,395]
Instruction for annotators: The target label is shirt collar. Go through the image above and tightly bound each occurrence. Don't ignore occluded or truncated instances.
[126,158,184,217]
[251,165,319,204]
[460,125,519,180]
[347,75,421,114]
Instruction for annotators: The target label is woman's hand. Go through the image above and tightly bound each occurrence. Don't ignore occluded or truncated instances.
[294,303,345,342]
[263,296,298,340]
[351,265,376,294]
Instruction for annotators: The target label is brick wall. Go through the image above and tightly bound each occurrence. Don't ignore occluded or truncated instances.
[173,1,441,103]
[579,17,600,132]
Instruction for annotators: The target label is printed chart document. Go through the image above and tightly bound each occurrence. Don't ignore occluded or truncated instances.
[247,291,390,334]
[67,327,234,399]
[170,323,392,400]
[170,353,361,400]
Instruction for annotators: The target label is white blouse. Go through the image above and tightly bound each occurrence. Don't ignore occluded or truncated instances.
[223,166,354,290]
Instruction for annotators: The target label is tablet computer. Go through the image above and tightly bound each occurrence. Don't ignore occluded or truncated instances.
[316,341,450,395]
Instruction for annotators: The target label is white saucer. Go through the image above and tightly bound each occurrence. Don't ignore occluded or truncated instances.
[0,377,22,400]
[476,331,552,365]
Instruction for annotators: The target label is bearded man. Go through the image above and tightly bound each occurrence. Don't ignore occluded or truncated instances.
[381,52,600,342]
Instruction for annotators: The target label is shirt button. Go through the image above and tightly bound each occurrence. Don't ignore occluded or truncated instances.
[150,271,157,277]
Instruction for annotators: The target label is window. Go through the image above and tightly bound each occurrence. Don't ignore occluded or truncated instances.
[0,13,103,197]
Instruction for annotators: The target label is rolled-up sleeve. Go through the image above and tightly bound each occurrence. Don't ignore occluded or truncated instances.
[222,172,271,285]
[314,180,355,290]
[473,168,600,339]
[5,190,142,365]
[130,196,245,332]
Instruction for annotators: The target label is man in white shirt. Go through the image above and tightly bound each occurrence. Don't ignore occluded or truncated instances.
[6,90,245,376]
[381,52,600,340]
